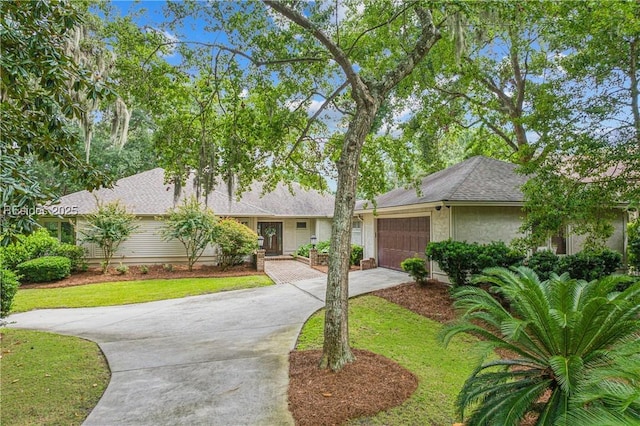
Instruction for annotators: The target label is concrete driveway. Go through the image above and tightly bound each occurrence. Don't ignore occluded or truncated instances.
[6,268,409,425]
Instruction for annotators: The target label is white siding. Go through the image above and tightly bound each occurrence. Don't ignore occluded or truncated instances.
[315,219,332,241]
[362,214,375,259]
[568,211,626,257]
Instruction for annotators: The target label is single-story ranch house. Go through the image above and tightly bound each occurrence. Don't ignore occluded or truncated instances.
[354,156,628,282]
[43,168,335,266]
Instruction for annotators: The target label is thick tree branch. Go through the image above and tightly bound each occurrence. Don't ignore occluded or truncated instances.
[264,1,363,94]
[377,7,441,96]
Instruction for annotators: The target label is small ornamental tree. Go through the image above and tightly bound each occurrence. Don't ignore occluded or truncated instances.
[81,200,138,273]
[160,197,217,271]
[212,219,258,270]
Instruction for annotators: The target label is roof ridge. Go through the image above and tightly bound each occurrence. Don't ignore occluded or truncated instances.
[441,156,484,200]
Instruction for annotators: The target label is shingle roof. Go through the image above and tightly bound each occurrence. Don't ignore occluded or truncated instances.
[356,156,528,210]
[58,168,335,217]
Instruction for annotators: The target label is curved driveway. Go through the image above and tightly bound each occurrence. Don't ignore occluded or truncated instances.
[6,267,409,425]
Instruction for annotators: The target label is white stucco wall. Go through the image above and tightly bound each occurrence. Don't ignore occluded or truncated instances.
[315,218,333,242]
[567,211,627,258]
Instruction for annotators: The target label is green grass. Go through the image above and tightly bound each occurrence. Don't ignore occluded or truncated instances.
[297,296,485,425]
[12,275,273,313]
[0,328,110,425]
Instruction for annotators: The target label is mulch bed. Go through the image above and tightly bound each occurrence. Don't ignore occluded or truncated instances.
[20,263,262,289]
[288,349,419,426]
[288,279,457,425]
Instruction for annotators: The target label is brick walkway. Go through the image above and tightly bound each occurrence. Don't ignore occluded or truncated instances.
[264,260,326,284]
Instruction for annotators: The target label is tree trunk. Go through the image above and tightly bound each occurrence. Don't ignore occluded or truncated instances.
[320,102,378,371]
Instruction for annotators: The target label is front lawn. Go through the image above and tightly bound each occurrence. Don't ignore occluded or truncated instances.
[12,275,273,313]
[0,329,110,425]
[295,295,482,425]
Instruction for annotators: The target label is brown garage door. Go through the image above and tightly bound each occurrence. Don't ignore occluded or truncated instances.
[377,217,430,270]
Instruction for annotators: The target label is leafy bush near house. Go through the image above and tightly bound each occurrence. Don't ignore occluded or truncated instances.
[1,269,20,317]
[559,248,622,281]
[115,263,129,275]
[50,243,86,272]
[350,244,364,266]
[213,218,258,269]
[400,257,429,285]
[628,219,640,271]
[16,256,71,283]
[140,264,149,274]
[426,240,524,286]
[525,250,560,280]
[295,240,331,258]
[525,248,621,281]
[295,241,363,266]
[0,229,85,273]
[0,229,59,270]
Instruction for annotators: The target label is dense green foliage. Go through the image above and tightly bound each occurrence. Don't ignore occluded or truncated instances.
[295,241,363,266]
[295,240,331,257]
[401,257,429,285]
[16,256,71,283]
[350,244,364,267]
[442,267,640,426]
[525,249,622,282]
[160,197,217,271]
[0,229,85,273]
[80,200,138,273]
[426,240,524,286]
[212,219,258,269]
[628,218,640,271]
[0,1,114,243]
[50,243,86,272]
[0,269,20,317]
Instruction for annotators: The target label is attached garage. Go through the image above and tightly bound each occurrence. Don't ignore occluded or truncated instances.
[377,216,430,270]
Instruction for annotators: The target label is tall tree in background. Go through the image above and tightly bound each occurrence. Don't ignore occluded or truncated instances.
[0,0,113,244]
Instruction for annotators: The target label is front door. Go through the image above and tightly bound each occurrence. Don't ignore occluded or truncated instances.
[257,222,283,256]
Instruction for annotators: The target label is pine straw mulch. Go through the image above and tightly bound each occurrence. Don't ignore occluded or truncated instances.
[19,263,262,289]
[288,279,457,426]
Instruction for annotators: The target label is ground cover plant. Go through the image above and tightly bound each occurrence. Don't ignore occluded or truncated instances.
[12,275,273,312]
[292,295,479,425]
[0,329,110,425]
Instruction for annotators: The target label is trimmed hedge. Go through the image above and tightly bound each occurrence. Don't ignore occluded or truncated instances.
[16,256,71,283]
[0,229,85,273]
[426,240,525,286]
[1,269,20,317]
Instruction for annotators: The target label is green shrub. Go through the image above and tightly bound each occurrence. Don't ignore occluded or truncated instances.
[400,257,429,285]
[50,243,85,272]
[0,243,29,271]
[295,240,331,257]
[350,244,363,266]
[295,241,361,265]
[162,263,174,272]
[476,241,525,270]
[140,264,149,274]
[426,240,480,286]
[1,269,20,317]
[628,219,640,271]
[559,248,622,281]
[525,250,560,280]
[212,218,258,269]
[115,263,129,275]
[16,256,71,283]
[0,228,60,270]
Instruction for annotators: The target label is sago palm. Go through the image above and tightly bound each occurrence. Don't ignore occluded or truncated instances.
[441,266,640,426]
